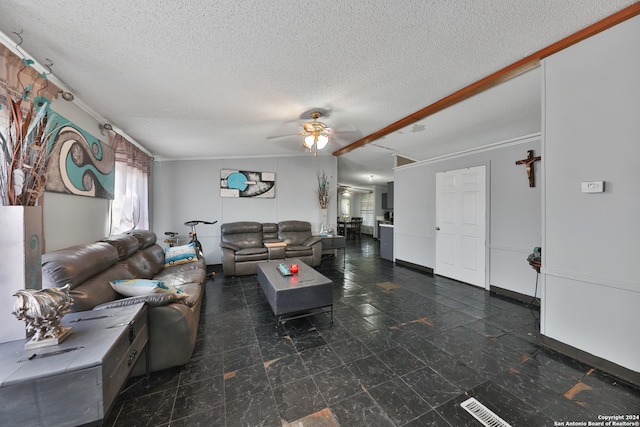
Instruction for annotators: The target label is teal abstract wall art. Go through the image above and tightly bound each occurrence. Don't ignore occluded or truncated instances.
[220,169,275,198]
[45,110,115,199]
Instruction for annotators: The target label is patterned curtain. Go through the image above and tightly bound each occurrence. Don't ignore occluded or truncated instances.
[110,133,151,234]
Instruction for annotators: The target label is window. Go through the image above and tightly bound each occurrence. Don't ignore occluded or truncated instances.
[360,192,374,235]
[110,134,151,234]
[340,197,351,218]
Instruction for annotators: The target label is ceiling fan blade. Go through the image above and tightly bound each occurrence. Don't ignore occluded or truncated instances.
[270,138,308,152]
[267,133,299,140]
[328,129,362,144]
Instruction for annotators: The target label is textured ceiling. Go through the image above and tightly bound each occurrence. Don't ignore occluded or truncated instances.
[0,1,636,188]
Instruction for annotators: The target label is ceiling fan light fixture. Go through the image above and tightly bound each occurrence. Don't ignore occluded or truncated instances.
[304,135,315,149]
[300,111,331,154]
[316,134,329,150]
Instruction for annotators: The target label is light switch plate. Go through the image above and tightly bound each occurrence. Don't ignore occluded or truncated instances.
[581,181,604,193]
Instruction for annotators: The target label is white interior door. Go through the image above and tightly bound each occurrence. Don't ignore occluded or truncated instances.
[435,166,487,288]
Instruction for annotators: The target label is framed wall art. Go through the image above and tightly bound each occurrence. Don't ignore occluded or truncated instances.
[45,110,115,199]
[220,169,275,198]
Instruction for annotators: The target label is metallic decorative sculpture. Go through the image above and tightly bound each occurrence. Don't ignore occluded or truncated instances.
[12,284,73,350]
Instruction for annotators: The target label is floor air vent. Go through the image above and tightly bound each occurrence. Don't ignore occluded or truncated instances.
[460,397,513,427]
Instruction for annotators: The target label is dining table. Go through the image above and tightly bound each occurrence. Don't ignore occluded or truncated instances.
[337,218,359,240]
[336,219,350,238]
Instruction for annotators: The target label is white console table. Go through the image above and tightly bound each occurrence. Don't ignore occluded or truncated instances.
[0,303,149,427]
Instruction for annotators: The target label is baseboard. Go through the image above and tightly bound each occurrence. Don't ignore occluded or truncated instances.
[540,334,640,387]
[490,285,539,307]
[394,259,434,275]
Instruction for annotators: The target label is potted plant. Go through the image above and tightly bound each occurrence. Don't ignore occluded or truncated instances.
[317,170,332,235]
[0,55,59,342]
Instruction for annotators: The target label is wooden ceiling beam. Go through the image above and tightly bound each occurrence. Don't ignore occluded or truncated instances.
[333,2,640,157]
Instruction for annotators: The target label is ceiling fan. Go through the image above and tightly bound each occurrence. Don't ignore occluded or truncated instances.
[268,110,359,156]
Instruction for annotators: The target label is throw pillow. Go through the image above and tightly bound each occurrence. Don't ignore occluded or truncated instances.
[93,293,182,310]
[164,243,197,267]
[109,278,188,298]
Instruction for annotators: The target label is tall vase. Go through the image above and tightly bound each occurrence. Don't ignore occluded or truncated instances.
[0,205,43,343]
[320,208,328,235]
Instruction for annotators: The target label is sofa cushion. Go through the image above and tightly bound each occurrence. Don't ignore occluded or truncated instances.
[285,245,313,257]
[154,269,204,288]
[159,257,207,277]
[220,241,241,251]
[119,251,158,278]
[67,263,134,312]
[155,259,206,307]
[142,245,166,272]
[164,243,198,267]
[102,234,140,260]
[125,229,158,249]
[235,247,268,262]
[42,242,119,289]
[221,221,264,249]
[262,223,279,242]
[173,283,201,307]
[278,220,313,246]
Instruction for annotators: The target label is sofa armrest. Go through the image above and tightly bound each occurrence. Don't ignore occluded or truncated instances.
[263,239,284,244]
[220,247,236,276]
[303,236,322,246]
[220,241,241,251]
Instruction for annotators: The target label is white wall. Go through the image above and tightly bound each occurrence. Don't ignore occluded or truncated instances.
[40,92,338,261]
[152,155,338,264]
[542,15,640,373]
[42,98,111,251]
[395,136,542,296]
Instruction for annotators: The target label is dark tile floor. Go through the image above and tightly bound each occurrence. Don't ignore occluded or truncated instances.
[106,236,640,426]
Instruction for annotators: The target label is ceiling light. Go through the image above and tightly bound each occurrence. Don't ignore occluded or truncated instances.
[368,175,374,181]
[316,134,329,150]
[303,135,315,149]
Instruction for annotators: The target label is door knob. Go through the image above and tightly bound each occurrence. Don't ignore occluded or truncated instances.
[435,227,440,230]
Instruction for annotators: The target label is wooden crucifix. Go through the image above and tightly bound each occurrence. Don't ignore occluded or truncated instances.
[515,150,541,187]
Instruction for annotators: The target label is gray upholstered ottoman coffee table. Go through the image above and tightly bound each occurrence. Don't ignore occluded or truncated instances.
[257,258,333,328]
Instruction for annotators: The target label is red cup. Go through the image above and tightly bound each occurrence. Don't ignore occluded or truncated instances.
[289,264,299,273]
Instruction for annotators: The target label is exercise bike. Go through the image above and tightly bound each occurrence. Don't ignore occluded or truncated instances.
[165,220,217,252]
[184,219,217,254]
[165,220,217,278]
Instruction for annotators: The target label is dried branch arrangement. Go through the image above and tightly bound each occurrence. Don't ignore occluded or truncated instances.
[317,170,332,209]
[1,56,59,206]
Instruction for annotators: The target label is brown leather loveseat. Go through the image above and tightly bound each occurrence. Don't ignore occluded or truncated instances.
[40,230,207,375]
[219,220,322,276]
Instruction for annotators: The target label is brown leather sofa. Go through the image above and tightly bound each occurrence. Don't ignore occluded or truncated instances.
[41,230,207,375]
[219,220,322,276]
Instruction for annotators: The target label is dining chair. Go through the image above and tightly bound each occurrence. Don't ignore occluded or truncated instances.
[337,217,346,236]
[349,217,363,241]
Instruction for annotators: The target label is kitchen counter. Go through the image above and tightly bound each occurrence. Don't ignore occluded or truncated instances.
[376,220,393,240]
[380,224,394,261]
